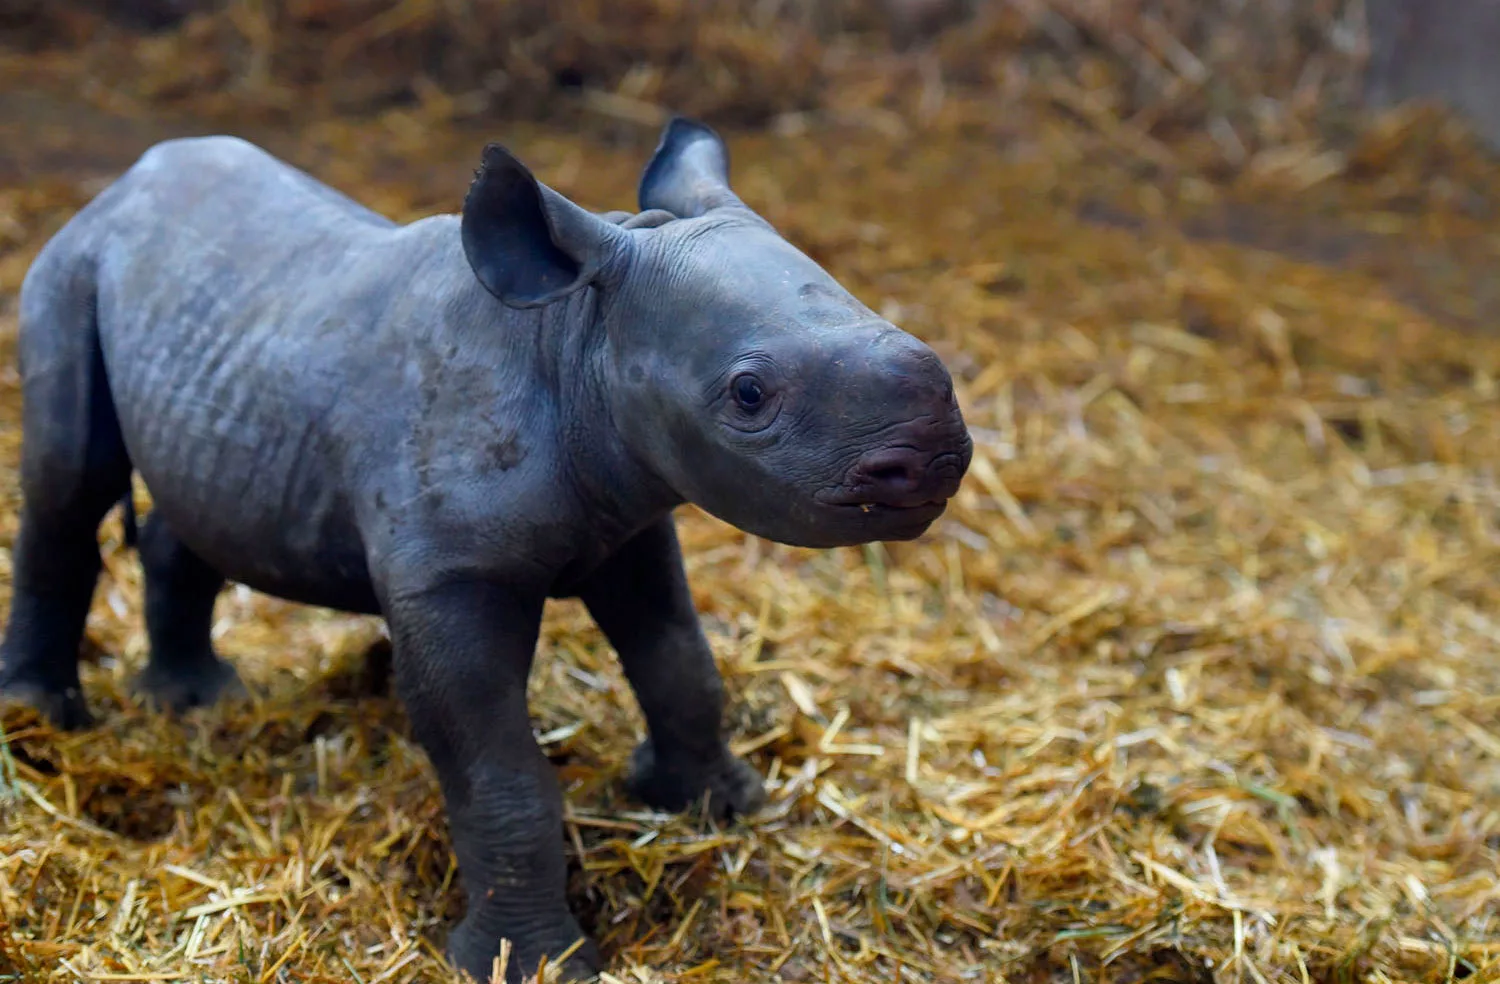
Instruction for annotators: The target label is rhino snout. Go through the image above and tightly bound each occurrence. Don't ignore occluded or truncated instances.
[853,336,971,503]
[833,434,970,509]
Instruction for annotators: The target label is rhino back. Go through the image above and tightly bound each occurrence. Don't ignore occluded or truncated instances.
[75,136,536,609]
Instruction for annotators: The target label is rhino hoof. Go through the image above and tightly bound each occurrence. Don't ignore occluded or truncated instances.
[445,915,601,984]
[133,656,246,714]
[626,739,766,821]
[0,673,95,731]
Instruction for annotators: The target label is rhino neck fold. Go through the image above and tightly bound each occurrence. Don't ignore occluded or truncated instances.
[545,285,685,545]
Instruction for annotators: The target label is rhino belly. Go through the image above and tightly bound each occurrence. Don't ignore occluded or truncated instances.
[105,336,382,615]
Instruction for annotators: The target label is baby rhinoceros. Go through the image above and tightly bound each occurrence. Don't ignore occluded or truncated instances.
[0,118,972,981]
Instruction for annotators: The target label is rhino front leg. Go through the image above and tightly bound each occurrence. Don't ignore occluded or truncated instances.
[579,518,765,821]
[381,577,600,984]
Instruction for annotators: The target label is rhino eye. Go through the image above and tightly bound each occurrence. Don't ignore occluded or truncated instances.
[732,374,766,412]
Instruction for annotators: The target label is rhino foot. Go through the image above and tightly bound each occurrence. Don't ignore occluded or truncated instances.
[625,739,766,822]
[445,913,601,984]
[0,670,94,730]
[132,654,245,714]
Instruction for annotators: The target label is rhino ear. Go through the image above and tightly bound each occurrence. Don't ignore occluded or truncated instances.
[462,143,628,309]
[638,117,747,218]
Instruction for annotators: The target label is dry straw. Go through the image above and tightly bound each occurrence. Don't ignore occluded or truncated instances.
[2,3,1500,983]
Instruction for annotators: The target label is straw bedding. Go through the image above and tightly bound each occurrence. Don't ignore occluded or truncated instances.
[2,4,1499,982]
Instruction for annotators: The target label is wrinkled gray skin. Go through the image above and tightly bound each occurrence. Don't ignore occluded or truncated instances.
[0,118,971,981]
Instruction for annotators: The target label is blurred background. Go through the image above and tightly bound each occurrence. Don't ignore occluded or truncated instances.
[1,3,1499,984]
[7,1,1500,336]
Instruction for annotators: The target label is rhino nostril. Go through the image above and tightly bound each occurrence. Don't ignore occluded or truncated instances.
[869,464,911,485]
[854,450,931,505]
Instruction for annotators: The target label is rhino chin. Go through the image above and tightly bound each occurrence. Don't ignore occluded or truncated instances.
[842,500,948,544]
[737,499,948,550]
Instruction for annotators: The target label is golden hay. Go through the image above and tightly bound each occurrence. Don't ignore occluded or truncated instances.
[2,17,1500,984]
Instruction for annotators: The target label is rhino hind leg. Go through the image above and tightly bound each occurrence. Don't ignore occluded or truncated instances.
[131,510,244,714]
[0,261,133,730]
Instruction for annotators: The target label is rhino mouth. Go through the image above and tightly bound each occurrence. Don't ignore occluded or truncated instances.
[743,493,949,550]
[840,500,947,515]
[823,498,950,535]
[814,498,949,545]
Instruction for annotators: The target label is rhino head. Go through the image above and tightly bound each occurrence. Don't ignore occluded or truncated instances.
[461,117,973,549]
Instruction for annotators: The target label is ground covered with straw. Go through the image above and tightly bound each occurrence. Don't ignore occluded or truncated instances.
[3,7,1500,983]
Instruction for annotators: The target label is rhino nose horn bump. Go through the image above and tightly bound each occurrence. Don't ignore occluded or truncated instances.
[882,337,958,410]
